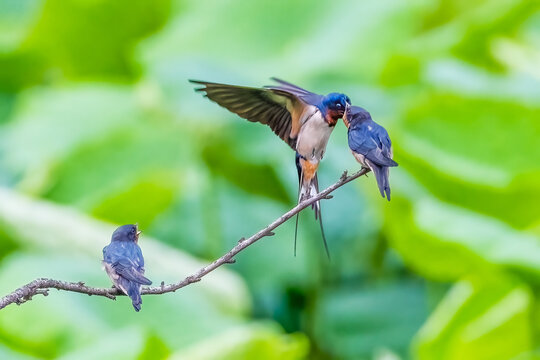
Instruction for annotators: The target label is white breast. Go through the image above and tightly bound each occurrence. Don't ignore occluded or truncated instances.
[296,107,334,161]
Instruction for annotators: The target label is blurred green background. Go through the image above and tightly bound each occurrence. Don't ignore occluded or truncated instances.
[0,0,539,359]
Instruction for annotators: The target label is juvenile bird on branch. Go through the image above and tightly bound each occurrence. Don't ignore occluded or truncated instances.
[0,169,370,311]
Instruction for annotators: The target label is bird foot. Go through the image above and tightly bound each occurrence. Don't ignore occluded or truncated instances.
[299,192,312,202]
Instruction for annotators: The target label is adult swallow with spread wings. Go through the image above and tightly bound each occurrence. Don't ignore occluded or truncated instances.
[103,224,152,312]
[190,78,350,257]
[344,105,398,200]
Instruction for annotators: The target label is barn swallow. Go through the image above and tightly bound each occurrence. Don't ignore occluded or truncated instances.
[344,105,398,200]
[102,224,152,312]
[190,78,350,257]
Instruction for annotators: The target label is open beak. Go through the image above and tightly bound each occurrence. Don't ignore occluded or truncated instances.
[343,103,351,128]
[135,223,142,240]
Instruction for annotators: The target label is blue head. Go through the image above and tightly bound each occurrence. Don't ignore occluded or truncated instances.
[321,93,351,126]
[111,224,141,243]
[344,105,372,128]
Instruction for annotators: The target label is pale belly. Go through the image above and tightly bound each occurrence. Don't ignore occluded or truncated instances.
[352,151,368,167]
[103,262,128,295]
[296,111,334,161]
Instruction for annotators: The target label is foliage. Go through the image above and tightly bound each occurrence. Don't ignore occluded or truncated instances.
[0,0,539,359]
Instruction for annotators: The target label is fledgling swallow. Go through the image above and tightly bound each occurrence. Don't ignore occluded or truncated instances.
[344,105,398,200]
[190,78,351,257]
[102,224,152,312]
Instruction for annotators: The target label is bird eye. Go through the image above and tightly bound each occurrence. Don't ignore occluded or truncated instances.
[336,103,342,109]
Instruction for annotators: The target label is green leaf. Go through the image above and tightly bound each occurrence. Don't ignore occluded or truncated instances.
[201,137,291,204]
[0,0,45,91]
[21,0,171,81]
[450,0,538,71]
[401,93,540,176]
[169,323,309,360]
[57,328,146,360]
[0,0,42,53]
[312,280,428,359]
[385,179,540,281]
[0,343,40,360]
[413,274,532,360]
[0,187,250,315]
[0,85,144,190]
[90,172,179,230]
[137,334,171,360]
[397,92,540,228]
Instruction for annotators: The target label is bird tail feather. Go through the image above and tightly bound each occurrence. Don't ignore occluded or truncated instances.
[127,283,142,312]
[367,160,391,201]
[295,154,330,258]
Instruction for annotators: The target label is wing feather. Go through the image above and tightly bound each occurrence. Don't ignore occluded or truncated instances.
[348,121,398,167]
[190,79,322,149]
[113,258,152,285]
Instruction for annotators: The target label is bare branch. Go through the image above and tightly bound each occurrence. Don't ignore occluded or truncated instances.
[0,168,370,310]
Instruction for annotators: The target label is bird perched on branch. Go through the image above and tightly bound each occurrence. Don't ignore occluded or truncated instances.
[344,105,398,200]
[103,224,152,312]
[190,78,350,257]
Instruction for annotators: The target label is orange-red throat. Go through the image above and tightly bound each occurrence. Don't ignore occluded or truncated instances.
[324,110,341,126]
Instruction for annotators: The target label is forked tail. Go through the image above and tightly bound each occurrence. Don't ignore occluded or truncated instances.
[127,282,142,312]
[366,159,391,201]
[294,154,330,259]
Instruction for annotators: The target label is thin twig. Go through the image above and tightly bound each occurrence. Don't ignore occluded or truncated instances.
[0,168,369,310]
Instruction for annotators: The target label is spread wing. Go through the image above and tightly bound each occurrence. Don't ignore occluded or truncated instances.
[112,258,152,285]
[348,121,398,167]
[190,79,323,150]
[265,77,317,97]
